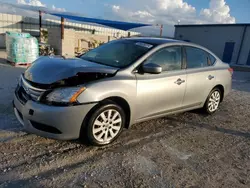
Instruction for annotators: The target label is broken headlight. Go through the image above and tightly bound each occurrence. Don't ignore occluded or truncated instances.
[45,87,86,104]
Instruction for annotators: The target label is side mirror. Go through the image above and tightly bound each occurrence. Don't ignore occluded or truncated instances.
[142,63,162,74]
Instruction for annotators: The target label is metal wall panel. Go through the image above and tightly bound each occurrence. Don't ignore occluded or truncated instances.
[238,26,250,65]
[175,26,243,64]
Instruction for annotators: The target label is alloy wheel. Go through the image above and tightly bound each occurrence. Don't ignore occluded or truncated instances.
[92,109,122,143]
[208,91,221,112]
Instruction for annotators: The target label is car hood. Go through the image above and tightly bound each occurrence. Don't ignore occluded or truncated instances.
[24,56,119,84]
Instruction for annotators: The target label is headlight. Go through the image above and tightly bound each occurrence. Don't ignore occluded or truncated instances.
[46,87,86,104]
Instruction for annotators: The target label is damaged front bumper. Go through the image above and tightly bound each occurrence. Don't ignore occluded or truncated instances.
[13,93,97,140]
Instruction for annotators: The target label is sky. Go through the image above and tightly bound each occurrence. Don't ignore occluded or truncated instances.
[0,0,249,36]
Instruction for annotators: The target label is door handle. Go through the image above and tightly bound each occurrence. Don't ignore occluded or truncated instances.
[208,75,215,80]
[175,78,185,85]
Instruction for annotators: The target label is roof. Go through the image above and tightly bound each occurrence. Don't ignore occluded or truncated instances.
[125,37,181,45]
[48,13,151,31]
[175,23,250,27]
[124,37,213,51]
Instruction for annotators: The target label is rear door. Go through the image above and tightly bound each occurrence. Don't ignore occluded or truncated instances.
[182,46,216,107]
[135,46,187,120]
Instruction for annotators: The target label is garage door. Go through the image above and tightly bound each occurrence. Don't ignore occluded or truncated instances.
[222,42,235,63]
[247,51,250,66]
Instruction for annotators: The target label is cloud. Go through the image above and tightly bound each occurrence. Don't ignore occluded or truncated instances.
[156,0,196,13]
[109,0,197,25]
[1,0,236,37]
[52,5,66,12]
[112,5,120,12]
[200,0,236,23]
[110,0,235,25]
[16,0,66,12]
[107,0,198,36]
[107,0,236,36]
[0,2,39,17]
[0,1,67,19]
[17,0,46,7]
[131,11,154,19]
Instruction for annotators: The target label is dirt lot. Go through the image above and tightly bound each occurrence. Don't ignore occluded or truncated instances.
[0,62,250,188]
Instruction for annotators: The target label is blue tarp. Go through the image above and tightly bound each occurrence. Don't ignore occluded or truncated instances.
[49,13,151,31]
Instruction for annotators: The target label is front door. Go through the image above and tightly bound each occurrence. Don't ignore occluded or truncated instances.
[135,46,187,120]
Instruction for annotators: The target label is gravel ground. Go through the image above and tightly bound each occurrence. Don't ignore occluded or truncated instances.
[0,63,250,188]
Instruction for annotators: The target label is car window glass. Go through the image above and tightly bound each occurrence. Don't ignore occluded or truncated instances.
[81,40,154,68]
[208,53,216,65]
[186,47,209,68]
[145,46,182,71]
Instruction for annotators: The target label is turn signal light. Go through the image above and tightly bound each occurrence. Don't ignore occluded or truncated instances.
[69,87,86,103]
[228,68,233,76]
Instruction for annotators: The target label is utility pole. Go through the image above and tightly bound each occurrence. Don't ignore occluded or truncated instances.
[61,17,65,40]
[39,10,42,42]
[160,24,163,37]
[128,32,131,38]
[156,24,163,37]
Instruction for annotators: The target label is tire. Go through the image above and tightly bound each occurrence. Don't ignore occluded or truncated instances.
[203,88,222,114]
[85,103,125,146]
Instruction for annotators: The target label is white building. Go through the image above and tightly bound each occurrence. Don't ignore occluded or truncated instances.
[175,24,250,66]
[0,13,140,48]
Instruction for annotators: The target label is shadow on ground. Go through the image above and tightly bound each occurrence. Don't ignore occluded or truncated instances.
[168,116,250,139]
[232,71,250,93]
[0,57,9,66]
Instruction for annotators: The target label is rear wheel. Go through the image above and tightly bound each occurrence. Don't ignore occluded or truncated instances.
[203,88,221,114]
[86,103,125,146]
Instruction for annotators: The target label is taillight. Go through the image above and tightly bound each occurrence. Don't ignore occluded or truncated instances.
[228,68,233,76]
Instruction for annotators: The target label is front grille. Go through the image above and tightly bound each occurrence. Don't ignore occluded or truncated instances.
[16,75,46,104]
[16,86,28,104]
[30,121,62,134]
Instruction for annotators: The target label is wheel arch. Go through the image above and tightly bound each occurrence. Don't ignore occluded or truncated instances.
[81,96,131,137]
[212,84,225,102]
[101,97,131,129]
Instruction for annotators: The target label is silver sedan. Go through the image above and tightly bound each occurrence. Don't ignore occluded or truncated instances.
[13,38,232,145]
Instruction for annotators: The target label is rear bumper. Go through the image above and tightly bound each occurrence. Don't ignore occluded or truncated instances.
[13,93,96,140]
[224,78,232,98]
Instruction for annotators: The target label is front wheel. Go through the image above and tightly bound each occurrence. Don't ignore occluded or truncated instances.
[203,88,222,114]
[86,103,125,146]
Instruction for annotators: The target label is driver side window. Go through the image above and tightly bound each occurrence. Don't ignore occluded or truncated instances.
[144,46,182,71]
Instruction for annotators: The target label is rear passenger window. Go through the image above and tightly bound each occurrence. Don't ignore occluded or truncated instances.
[208,53,216,66]
[185,47,209,68]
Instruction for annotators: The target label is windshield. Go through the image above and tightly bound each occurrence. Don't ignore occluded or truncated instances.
[80,40,154,68]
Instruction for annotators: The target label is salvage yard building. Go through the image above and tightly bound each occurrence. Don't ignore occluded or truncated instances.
[175,24,250,66]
